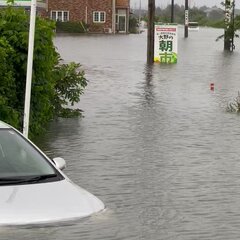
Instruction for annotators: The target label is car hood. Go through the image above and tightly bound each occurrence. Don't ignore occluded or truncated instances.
[0,179,105,226]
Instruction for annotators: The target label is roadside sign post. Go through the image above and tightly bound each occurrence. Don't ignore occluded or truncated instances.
[154,24,178,64]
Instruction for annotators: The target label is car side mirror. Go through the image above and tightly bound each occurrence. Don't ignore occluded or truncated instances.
[52,157,66,170]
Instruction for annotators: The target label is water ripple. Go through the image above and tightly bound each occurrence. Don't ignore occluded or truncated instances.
[11,28,240,240]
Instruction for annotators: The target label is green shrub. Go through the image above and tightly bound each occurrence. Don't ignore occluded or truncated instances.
[53,61,87,117]
[56,21,87,33]
[129,16,138,34]
[227,92,240,113]
[0,7,87,137]
[0,37,19,127]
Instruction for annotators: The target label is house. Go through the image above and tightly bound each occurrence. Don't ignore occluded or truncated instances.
[47,0,130,33]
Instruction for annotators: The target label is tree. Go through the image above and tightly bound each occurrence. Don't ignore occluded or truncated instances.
[208,9,224,21]
[129,15,139,33]
[189,6,207,22]
[0,7,87,137]
[216,0,239,51]
[0,38,19,127]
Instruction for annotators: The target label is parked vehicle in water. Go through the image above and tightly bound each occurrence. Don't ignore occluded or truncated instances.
[0,120,104,226]
[188,22,199,31]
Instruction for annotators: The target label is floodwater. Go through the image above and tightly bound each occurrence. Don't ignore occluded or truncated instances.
[2,27,240,239]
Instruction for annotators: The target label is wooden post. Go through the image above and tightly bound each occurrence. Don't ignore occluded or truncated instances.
[171,0,174,23]
[147,0,155,64]
[184,0,188,38]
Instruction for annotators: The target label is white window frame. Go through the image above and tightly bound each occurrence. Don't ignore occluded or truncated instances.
[93,11,106,23]
[51,11,69,22]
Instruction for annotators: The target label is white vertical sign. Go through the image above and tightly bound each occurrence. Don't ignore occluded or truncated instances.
[154,24,178,64]
[185,10,189,26]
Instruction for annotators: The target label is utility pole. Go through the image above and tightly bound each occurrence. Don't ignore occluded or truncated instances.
[184,0,188,38]
[224,0,235,51]
[147,0,155,64]
[171,0,174,23]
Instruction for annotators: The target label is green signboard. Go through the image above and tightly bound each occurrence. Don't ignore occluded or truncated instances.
[0,0,46,8]
[154,24,178,64]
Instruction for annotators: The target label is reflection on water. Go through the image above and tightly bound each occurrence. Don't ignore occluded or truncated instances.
[3,28,240,240]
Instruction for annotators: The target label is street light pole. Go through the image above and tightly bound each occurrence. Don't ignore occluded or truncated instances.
[23,0,37,137]
[147,0,155,64]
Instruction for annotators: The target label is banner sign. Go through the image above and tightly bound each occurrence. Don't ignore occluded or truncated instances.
[185,10,189,26]
[154,24,178,64]
[0,0,46,8]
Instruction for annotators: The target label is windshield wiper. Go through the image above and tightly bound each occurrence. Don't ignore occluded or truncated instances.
[0,174,58,185]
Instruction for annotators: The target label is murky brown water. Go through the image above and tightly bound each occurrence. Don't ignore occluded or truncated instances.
[2,27,240,240]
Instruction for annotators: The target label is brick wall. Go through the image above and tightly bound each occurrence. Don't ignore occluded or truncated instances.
[88,0,112,33]
[48,0,113,33]
[116,0,129,7]
[47,0,129,33]
[48,0,86,22]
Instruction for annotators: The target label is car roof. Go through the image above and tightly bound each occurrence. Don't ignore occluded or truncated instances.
[0,120,11,129]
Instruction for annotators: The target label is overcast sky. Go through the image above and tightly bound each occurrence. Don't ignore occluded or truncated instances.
[131,0,240,9]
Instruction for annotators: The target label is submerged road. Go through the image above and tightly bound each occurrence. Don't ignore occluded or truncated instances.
[3,27,240,240]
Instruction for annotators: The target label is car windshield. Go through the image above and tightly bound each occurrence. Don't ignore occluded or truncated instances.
[0,128,60,182]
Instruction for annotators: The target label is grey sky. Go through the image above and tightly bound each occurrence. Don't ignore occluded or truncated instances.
[131,0,240,9]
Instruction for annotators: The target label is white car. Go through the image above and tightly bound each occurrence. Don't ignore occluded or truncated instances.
[0,120,104,226]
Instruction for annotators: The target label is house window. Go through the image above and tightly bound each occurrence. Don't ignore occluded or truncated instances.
[93,11,106,23]
[51,11,69,22]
